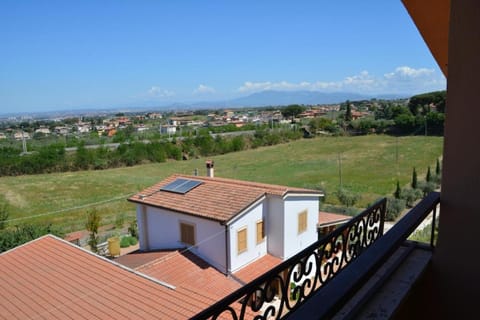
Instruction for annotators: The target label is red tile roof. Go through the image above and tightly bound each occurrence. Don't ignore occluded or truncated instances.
[233,254,282,284]
[125,249,242,300]
[0,235,217,319]
[318,211,352,227]
[128,174,322,222]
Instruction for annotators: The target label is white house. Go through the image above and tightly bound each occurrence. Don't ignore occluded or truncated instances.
[128,162,323,274]
[159,124,177,135]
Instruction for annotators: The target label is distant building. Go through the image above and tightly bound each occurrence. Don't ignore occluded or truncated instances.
[160,124,176,135]
[35,127,51,135]
[13,131,30,140]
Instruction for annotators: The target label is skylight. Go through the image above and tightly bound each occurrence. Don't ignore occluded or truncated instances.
[160,178,203,194]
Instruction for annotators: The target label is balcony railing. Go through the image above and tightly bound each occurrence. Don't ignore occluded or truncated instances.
[193,192,440,320]
[192,197,387,320]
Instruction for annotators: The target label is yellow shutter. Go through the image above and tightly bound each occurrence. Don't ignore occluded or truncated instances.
[237,228,247,253]
[180,223,195,246]
[256,220,265,244]
[298,210,308,234]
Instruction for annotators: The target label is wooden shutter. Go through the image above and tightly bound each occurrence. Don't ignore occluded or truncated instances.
[298,210,308,234]
[180,222,195,246]
[256,220,265,244]
[237,228,247,253]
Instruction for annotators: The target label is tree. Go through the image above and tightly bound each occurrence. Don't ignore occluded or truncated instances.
[394,180,401,199]
[436,158,441,175]
[128,219,138,239]
[85,209,101,253]
[411,167,418,189]
[345,102,352,122]
[426,166,432,182]
[0,223,64,253]
[336,188,361,207]
[281,105,306,122]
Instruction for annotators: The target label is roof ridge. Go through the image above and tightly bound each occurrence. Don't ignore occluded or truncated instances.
[177,174,317,194]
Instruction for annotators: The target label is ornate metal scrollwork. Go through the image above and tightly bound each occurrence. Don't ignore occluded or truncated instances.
[193,198,387,320]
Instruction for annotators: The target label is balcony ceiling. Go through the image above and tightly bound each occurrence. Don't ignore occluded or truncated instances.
[402,0,450,77]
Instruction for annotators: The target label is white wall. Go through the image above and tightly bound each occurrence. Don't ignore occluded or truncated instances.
[282,195,319,259]
[228,201,267,273]
[266,196,285,259]
[136,205,148,251]
[138,205,227,273]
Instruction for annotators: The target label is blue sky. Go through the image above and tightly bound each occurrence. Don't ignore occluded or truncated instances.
[0,0,446,113]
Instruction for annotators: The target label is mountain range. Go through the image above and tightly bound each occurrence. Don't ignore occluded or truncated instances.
[0,90,409,117]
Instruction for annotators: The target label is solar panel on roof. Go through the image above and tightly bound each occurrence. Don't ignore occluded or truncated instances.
[160,178,203,194]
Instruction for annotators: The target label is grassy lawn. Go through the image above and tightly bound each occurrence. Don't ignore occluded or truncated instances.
[0,135,443,232]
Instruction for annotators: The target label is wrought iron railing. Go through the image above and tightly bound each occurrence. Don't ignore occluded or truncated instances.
[192,198,387,320]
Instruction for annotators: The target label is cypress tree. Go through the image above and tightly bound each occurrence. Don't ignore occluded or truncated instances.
[426,166,432,182]
[411,167,418,189]
[436,158,441,175]
[86,209,101,253]
[394,180,401,199]
[345,102,352,122]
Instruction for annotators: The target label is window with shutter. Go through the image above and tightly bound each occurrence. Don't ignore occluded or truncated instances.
[180,222,195,246]
[256,220,265,244]
[237,228,247,254]
[298,210,308,234]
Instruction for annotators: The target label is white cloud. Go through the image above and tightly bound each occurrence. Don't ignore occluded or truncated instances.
[384,66,434,79]
[237,66,446,95]
[193,84,216,94]
[148,86,175,98]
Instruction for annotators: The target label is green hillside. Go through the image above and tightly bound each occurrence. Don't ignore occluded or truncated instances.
[0,135,443,232]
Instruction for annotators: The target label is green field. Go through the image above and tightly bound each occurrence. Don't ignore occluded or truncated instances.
[0,135,443,233]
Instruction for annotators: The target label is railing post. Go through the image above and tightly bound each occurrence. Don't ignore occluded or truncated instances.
[430,204,438,248]
[378,198,386,236]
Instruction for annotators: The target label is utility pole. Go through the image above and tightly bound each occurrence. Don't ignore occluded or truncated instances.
[395,136,399,175]
[338,152,343,189]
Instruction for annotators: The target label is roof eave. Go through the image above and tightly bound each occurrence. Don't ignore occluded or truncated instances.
[402,0,450,77]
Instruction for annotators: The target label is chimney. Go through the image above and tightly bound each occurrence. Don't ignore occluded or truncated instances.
[206,160,214,178]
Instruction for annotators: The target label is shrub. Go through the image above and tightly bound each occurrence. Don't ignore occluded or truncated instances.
[120,236,131,248]
[418,181,437,197]
[129,236,138,246]
[386,197,406,221]
[401,188,422,207]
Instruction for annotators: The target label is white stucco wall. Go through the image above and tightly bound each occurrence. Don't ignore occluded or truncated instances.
[266,196,285,259]
[137,205,227,272]
[282,195,319,259]
[228,201,267,273]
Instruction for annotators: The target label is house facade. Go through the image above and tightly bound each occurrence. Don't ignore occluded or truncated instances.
[129,165,322,274]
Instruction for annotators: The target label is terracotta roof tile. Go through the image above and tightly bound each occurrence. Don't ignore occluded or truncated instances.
[233,254,282,284]
[318,211,352,227]
[129,174,322,222]
[0,235,217,319]
[133,249,242,299]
